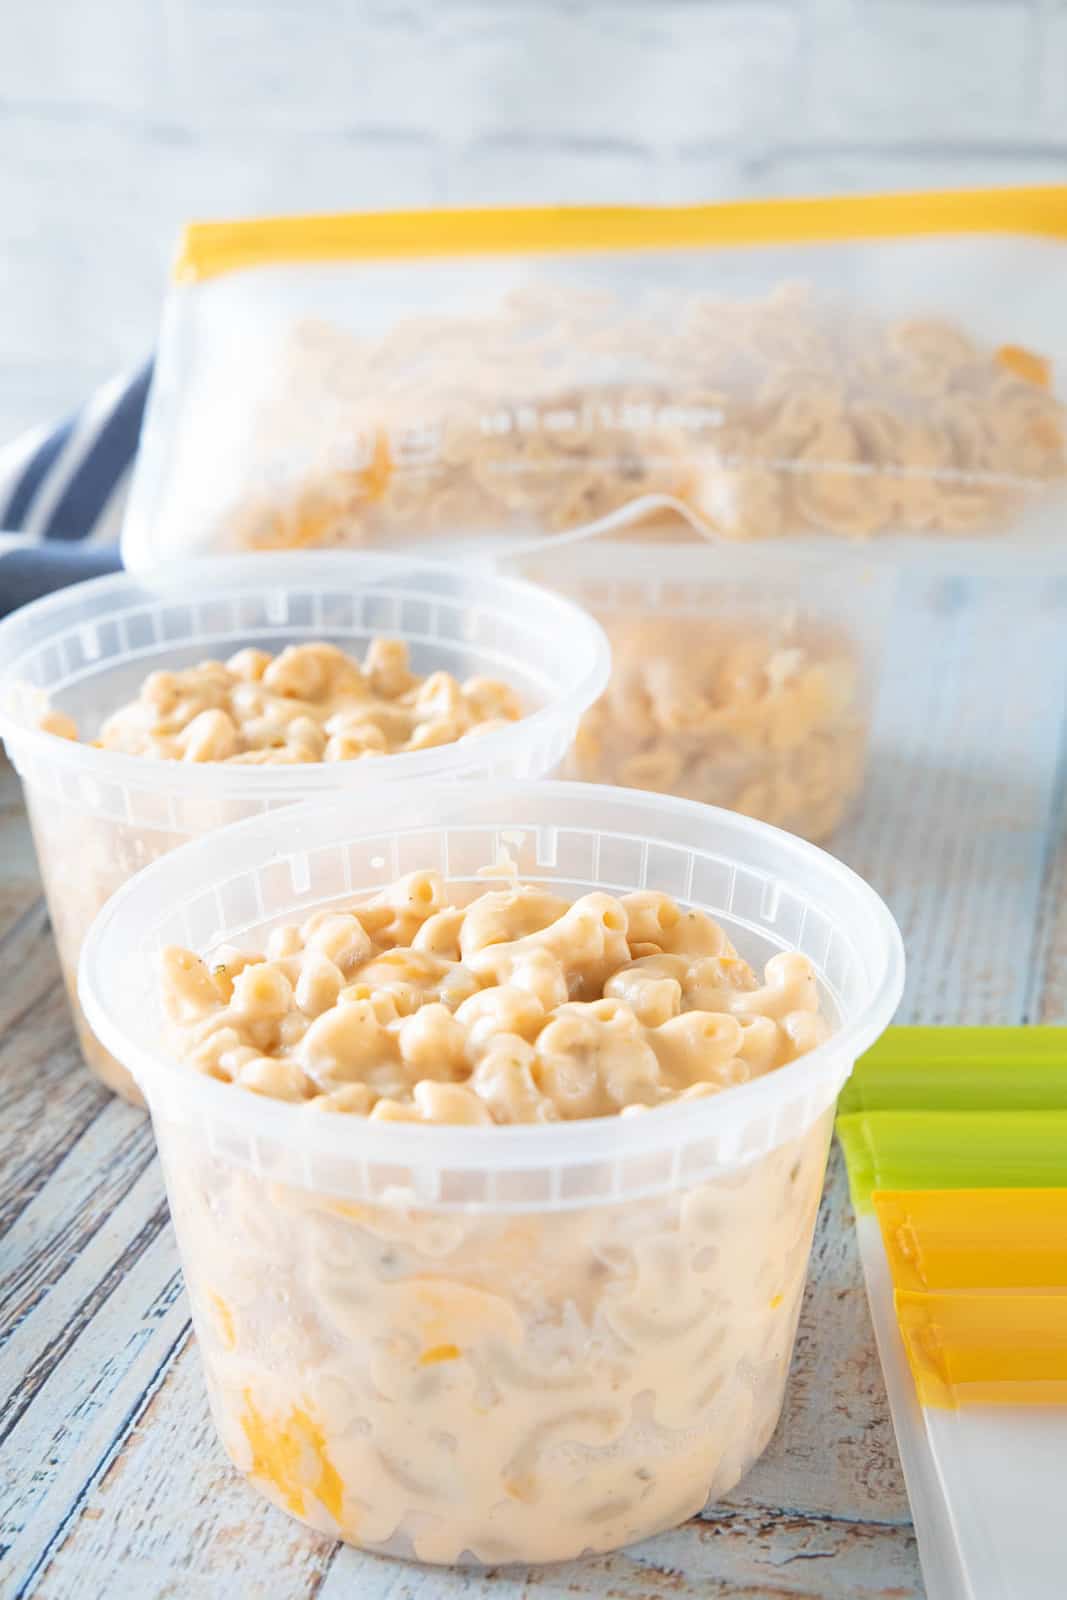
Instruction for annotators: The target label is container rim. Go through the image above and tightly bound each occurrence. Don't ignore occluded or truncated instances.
[79,780,906,1174]
[0,551,611,799]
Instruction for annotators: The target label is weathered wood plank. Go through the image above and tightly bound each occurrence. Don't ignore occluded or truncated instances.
[0,758,115,1236]
[0,1102,157,1424]
[0,755,37,893]
[619,1508,920,1599]
[1027,672,1067,1023]
[0,985,110,1242]
[0,894,56,1043]
[313,1507,921,1600]
[835,574,1067,1027]
[31,1337,336,1600]
[0,1163,186,1598]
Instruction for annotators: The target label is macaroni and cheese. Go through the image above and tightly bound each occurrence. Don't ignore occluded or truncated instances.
[225,283,1065,553]
[156,868,833,1562]
[44,638,522,763]
[159,870,829,1118]
[570,612,868,842]
[31,639,522,1100]
[165,1107,831,1564]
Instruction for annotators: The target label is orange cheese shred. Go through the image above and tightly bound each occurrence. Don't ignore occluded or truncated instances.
[240,1392,346,1524]
[996,344,1052,388]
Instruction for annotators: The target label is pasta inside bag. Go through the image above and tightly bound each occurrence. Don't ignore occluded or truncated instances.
[123,189,1067,569]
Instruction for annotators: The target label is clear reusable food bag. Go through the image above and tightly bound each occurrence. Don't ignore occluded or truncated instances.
[123,187,1067,569]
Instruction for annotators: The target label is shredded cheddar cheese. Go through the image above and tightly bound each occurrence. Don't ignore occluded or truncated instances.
[209,1292,236,1352]
[997,343,1052,389]
[419,1343,462,1366]
[240,1393,345,1524]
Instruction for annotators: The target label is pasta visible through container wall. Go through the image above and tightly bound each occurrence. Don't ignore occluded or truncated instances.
[164,1107,832,1563]
[223,282,1065,553]
[153,866,836,1562]
[568,610,871,843]
[24,792,189,1102]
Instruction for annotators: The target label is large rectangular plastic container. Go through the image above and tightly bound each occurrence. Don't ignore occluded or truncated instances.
[79,779,903,1565]
[511,535,894,843]
[0,554,608,1102]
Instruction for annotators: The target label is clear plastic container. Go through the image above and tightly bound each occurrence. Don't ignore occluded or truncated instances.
[510,535,895,843]
[79,780,904,1565]
[0,554,609,1104]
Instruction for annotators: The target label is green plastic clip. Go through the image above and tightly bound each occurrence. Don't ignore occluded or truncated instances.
[837,1027,1067,1116]
[836,1110,1067,1214]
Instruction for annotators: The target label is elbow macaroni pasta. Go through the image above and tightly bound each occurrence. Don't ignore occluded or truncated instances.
[29,639,522,1103]
[568,611,869,842]
[159,873,830,1119]
[155,867,835,1562]
[222,283,1065,554]
[164,1108,832,1564]
[47,638,522,763]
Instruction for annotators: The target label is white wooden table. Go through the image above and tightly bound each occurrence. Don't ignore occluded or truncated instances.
[2,570,1065,1600]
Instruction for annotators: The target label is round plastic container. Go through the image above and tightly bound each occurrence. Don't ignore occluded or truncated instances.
[0,554,609,1103]
[511,536,896,844]
[79,780,904,1566]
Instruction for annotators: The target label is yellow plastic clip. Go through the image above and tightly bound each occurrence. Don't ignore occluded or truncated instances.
[874,1189,1067,1293]
[895,1290,1067,1409]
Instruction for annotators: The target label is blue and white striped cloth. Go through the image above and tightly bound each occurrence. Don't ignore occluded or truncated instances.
[0,363,151,614]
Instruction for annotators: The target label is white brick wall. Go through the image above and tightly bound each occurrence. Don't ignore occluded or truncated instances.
[2,0,1065,443]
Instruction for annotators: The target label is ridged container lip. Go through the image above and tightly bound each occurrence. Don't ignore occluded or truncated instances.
[0,551,611,801]
[79,780,905,1197]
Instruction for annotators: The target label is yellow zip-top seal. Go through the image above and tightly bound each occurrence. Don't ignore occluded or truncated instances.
[874,1189,1067,1293]
[175,187,1067,282]
[896,1289,1067,1409]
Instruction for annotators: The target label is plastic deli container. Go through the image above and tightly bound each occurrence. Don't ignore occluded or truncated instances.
[0,554,608,1104]
[79,780,904,1565]
[511,536,894,844]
